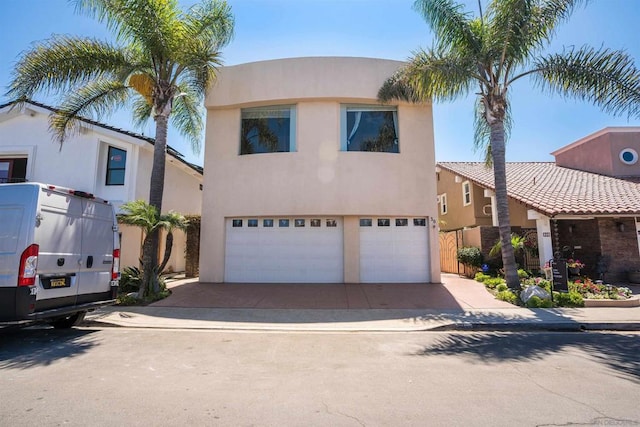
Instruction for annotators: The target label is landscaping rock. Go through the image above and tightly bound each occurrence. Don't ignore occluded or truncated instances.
[521,286,551,304]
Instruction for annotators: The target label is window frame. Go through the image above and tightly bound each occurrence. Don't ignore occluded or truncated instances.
[239,105,297,155]
[340,105,399,153]
[105,146,127,186]
[440,193,448,215]
[462,181,472,206]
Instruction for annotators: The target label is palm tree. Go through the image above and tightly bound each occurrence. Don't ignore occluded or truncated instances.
[379,0,640,288]
[7,0,234,296]
[118,200,189,296]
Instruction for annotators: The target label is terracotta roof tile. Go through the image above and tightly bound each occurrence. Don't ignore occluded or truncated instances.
[437,162,640,216]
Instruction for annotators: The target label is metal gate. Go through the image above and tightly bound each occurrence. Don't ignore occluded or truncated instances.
[439,230,463,273]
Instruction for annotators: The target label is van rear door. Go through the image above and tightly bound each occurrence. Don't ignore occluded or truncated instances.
[34,188,83,311]
[77,199,115,303]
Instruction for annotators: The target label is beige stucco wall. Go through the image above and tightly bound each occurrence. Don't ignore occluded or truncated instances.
[201,57,440,283]
[553,128,640,177]
[437,169,492,230]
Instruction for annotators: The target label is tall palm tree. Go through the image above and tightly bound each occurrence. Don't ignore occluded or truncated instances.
[7,0,234,297]
[379,0,640,288]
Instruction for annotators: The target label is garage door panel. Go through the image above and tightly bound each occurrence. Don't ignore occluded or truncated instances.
[225,218,343,283]
[360,218,430,283]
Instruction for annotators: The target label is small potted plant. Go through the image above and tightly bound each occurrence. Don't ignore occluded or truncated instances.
[567,259,585,276]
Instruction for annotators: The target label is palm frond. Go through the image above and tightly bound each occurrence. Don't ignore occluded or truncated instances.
[171,85,204,153]
[380,48,476,104]
[73,0,181,60]
[486,0,585,70]
[157,211,189,232]
[49,80,130,143]
[117,200,159,233]
[413,0,480,55]
[183,0,235,50]
[131,95,153,129]
[532,46,640,119]
[6,36,131,99]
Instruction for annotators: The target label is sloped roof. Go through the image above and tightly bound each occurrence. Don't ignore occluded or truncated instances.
[437,162,640,216]
[0,99,203,175]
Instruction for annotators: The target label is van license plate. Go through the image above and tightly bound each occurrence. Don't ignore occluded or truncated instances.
[50,278,68,288]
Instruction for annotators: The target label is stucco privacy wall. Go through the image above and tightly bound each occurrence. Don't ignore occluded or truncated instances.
[201,57,440,283]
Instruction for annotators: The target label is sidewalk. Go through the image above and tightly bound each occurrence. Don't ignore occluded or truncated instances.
[85,274,640,332]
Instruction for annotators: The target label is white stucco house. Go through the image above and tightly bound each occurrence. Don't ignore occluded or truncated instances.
[200,57,441,284]
[0,99,203,272]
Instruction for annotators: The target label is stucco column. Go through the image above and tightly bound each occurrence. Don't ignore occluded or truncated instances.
[484,189,498,226]
[528,210,553,268]
[343,216,360,283]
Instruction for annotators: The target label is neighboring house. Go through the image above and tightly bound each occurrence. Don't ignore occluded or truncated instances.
[200,57,440,284]
[0,99,203,273]
[437,127,640,283]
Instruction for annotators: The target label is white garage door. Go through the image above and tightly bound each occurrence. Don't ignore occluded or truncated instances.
[360,217,430,283]
[225,217,343,283]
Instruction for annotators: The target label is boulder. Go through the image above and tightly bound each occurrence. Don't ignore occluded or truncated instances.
[520,285,551,304]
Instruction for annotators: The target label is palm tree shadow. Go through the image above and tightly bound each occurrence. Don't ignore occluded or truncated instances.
[0,327,99,370]
[413,332,640,383]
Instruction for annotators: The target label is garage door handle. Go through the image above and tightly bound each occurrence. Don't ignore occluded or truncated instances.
[86,256,93,269]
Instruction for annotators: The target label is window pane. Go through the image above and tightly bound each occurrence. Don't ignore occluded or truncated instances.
[360,218,372,227]
[294,219,305,227]
[346,110,398,153]
[378,218,390,227]
[279,219,289,227]
[232,219,243,227]
[0,161,9,181]
[396,218,408,226]
[263,219,274,227]
[106,169,125,186]
[413,218,426,226]
[240,107,292,154]
[310,219,321,227]
[248,219,258,227]
[108,147,126,169]
[326,219,337,227]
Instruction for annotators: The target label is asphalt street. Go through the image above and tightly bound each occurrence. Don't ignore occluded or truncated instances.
[1,327,639,426]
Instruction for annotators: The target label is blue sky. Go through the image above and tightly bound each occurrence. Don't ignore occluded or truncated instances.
[1,0,639,167]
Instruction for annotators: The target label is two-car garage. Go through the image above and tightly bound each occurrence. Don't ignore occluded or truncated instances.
[224,217,431,283]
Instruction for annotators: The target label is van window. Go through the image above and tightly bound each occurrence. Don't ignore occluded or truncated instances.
[0,207,23,253]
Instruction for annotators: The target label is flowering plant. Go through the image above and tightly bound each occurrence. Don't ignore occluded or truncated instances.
[566,259,585,269]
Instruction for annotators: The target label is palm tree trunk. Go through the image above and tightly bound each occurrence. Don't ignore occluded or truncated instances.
[141,113,169,297]
[158,231,174,274]
[490,120,520,289]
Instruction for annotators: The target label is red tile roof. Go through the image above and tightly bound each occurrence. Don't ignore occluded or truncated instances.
[437,162,640,216]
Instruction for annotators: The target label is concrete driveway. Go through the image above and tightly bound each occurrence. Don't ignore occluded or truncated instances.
[151,273,515,310]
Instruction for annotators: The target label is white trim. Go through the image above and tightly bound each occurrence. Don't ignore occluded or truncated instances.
[462,181,471,206]
[619,148,638,165]
[439,193,448,215]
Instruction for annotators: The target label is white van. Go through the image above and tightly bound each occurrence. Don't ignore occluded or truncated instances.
[0,182,119,328]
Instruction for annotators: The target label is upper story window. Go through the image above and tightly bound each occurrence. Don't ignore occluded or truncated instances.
[106,146,126,186]
[462,181,471,206]
[341,105,399,153]
[240,106,296,155]
[0,158,27,183]
[439,193,448,215]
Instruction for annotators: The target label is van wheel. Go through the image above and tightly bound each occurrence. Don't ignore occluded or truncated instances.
[49,311,87,329]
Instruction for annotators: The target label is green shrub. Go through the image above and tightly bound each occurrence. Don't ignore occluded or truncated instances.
[517,269,529,279]
[474,272,491,283]
[496,283,508,292]
[553,291,584,307]
[457,247,483,267]
[526,295,553,308]
[496,290,520,305]
[118,266,142,294]
[484,277,505,289]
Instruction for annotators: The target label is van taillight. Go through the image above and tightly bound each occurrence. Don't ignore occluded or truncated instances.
[18,244,39,286]
[112,249,120,280]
